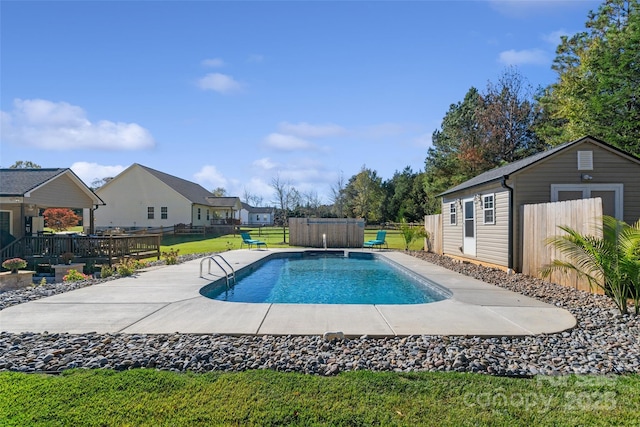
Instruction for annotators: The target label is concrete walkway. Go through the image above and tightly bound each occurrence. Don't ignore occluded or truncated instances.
[0,249,576,337]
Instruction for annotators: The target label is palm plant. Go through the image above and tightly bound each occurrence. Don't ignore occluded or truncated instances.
[540,216,640,315]
[398,218,427,251]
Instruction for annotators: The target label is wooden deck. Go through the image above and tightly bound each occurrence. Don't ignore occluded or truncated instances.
[0,234,161,268]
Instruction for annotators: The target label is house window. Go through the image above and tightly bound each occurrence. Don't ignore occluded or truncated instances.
[483,194,495,224]
[197,208,201,220]
[147,207,154,219]
[449,203,456,225]
[161,207,168,219]
[206,210,210,221]
[256,214,260,221]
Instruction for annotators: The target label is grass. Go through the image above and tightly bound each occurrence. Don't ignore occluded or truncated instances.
[1,370,638,426]
[159,227,425,256]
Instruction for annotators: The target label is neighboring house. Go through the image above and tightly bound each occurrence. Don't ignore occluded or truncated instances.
[438,136,640,273]
[94,164,241,230]
[240,202,275,226]
[0,168,104,244]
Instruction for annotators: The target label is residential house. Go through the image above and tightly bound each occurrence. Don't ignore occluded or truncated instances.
[0,168,104,245]
[438,136,640,273]
[93,164,241,231]
[240,202,275,226]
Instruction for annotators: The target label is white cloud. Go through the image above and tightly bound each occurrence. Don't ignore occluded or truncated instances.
[278,122,346,138]
[70,162,126,187]
[1,99,155,150]
[264,133,316,151]
[542,29,569,45]
[498,48,549,66]
[197,73,243,94]
[202,58,225,68]
[253,157,278,170]
[193,165,228,189]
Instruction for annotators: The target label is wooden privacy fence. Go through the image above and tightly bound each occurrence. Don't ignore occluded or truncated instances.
[424,214,443,254]
[289,218,365,248]
[521,197,603,294]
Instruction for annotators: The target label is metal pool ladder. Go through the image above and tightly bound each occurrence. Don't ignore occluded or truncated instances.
[200,254,236,288]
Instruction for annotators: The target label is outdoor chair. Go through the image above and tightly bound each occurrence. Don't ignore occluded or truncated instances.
[363,230,388,250]
[240,232,268,250]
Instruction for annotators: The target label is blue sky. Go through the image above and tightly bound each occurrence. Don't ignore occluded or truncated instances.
[1,0,600,204]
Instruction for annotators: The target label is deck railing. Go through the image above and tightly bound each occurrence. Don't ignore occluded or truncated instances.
[0,234,161,266]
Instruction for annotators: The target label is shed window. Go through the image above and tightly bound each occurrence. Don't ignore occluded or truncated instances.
[161,207,168,219]
[197,208,201,220]
[449,203,457,225]
[147,207,154,219]
[483,195,495,224]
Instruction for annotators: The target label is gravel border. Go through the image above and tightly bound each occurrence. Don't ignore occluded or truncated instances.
[1,251,638,377]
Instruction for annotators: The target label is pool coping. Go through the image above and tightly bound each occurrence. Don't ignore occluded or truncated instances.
[0,249,577,337]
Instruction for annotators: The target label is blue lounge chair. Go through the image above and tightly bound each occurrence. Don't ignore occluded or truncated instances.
[240,232,267,250]
[363,230,388,250]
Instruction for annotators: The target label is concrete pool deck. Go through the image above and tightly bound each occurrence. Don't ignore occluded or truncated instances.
[0,249,576,337]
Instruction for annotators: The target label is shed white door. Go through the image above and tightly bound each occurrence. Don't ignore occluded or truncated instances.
[463,198,476,256]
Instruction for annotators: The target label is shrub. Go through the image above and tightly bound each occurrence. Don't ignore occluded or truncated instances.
[162,248,180,265]
[63,269,89,282]
[101,265,114,278]
[115,258,136,277]
[2,258,27,272]
[398,218,427,251]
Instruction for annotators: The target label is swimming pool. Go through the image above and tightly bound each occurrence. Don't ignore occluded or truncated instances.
[200,251,450,305]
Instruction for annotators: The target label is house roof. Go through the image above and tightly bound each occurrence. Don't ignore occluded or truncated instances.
[0,168,68,196]
[206,196,242,209]
[241,202,273,213]
[439,136,640,197]
[137,164,216,206]
[0,168,104,205]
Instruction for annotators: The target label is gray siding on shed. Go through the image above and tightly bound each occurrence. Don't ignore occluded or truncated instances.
[439,137,640,273]
[475,189,509,266]
[511,140,640,271]
[442,182,510,267]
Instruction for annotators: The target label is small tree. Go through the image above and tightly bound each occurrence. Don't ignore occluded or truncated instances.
[43,208,81,232]
[398,218,427,251]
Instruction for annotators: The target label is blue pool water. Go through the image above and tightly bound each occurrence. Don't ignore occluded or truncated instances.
[201,253,448,305]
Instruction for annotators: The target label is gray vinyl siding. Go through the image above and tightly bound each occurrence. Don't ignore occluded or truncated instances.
[442,198,463,256]
[441,183,510,267]
[475,189,509,267]
[511,141,640,271]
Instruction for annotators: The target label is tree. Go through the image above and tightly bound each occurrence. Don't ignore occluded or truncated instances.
[424,69,546,213]
[43,208,81,232]
[9,160,41,169]
[90,177,113,190]
[381,167,427,223]
[242,188,264,207]
[343,166,384,223]
[536,0,640,153]
[476,67,547,165]
[398,218,427,251]
[212,187,227,197]
[270,175,299,243]
[329,171,347,218]
[541,216,640,315]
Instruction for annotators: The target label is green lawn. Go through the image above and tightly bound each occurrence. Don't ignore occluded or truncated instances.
[159,227,424,256]
[1,370,637,426]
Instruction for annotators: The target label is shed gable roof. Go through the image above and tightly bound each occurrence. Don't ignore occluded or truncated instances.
[439,136,640,197]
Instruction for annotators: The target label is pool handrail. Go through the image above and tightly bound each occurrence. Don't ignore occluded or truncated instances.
[200,254,236,288]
